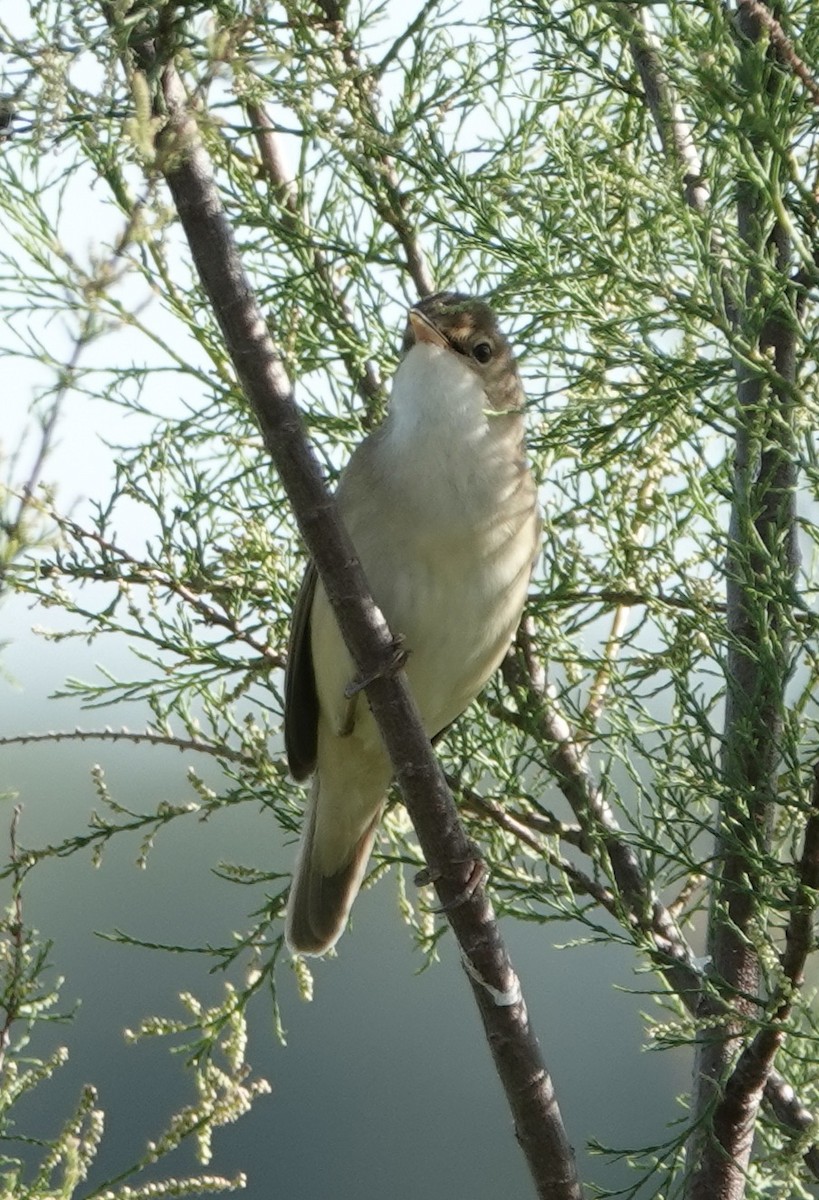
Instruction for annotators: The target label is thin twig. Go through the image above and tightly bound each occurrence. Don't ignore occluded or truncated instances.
[667,873,706,921]
[453,778,626,918]
[246,101,385,416]
[45,511,283,666]
[0,330,85,589]
[506,807,586,849]
[582,601,632,729]
[583,466,663,728]
[311,0,436,298]
[0,727,253,765]
[0,807,26,1076]
[530,586,726,615]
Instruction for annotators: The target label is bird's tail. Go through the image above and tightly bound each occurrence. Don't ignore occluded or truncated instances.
[285,775,383,955]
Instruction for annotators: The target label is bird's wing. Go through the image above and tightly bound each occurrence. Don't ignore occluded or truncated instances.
[283,560,319,781]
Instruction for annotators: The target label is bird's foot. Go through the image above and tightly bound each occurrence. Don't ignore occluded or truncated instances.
[414,842,487,912]
[344,635,408,699]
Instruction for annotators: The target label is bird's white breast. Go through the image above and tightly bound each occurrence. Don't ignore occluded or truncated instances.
[379,343,501,529]
[322,340,538,737]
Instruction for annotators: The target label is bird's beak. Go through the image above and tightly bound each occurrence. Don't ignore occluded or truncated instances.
[409,309,449,350]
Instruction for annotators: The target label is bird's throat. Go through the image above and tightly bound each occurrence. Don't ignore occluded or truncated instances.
[386,342,489,449]
[378,343,520,534]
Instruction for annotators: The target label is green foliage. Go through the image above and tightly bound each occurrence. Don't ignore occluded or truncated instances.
[0,808,260,1199]
[2,0,819,1195]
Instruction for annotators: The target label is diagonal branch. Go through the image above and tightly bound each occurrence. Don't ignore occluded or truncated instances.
[504,618,702,998]
[507,615,819,1173]
[613,1,740,332]
[245,101,385,419]
[737,0,819,106]
[613,3,709,215]
[780,763,819,995]
[707,763,819,1178]
[310,0,436,298]
[111,28,583,1200]
[0,324,89,592]
[452,777,626,918]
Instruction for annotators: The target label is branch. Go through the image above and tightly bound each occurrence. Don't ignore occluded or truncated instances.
[310,0,436,298]
[505,621,819,1172]
[118,36,582,1200]
[764,1069,819,1178]
[737,0,819,106]
[0,808,26,1075]
[698,770,819,1179]
[615,2,740,331]
[529,585,727,615]
[42,512,284,666]
[614,3,709,214]
[504,620,702,1000]
[610,4,812,1187]
[0,326,86,591]
[686,4,801,1193]
[780,764,819,993]
[0,726,253,765]
[246,101,385,418]
[505,604,819,1174]
[453,777,626,918]
[708,763,819,1173]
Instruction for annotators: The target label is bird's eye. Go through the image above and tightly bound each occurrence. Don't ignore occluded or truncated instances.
[472,341,493,364]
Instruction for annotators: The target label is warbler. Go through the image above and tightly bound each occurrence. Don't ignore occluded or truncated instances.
[284,293,540,954]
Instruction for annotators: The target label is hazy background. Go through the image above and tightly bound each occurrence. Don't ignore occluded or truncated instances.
[2,580,691,1198]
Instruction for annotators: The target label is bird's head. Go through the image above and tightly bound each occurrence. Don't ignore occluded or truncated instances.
[402,292,523,414]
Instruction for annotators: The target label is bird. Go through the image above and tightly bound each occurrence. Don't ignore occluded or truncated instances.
[283,292,540,955]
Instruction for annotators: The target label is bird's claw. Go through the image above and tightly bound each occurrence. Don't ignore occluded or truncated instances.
[414,843,487,912]
[344,636,408,698]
